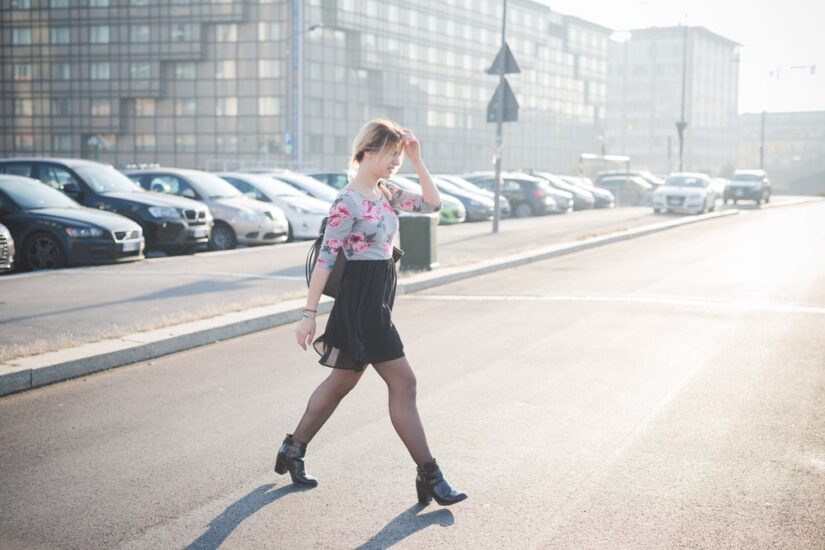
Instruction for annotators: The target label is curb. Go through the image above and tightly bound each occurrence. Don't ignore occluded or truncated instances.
[0,204,783,398]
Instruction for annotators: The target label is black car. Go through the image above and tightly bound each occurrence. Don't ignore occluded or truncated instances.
[0,222,15,273]
[559,176,615,208]
[724,169,771,205]
[463,172,557,218]
[0,158,212,254]
[402,174,495,222]
[532,172,596,210]
[0,175,144,270]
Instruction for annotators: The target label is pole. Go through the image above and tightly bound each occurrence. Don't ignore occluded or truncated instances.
[677,24,688,172]
[759,109,766,169]
[290,0,303,170]
[492,0,507,234]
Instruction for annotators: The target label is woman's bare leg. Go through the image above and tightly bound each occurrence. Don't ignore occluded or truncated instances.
[372,356,434,466]
[292,368,364,443]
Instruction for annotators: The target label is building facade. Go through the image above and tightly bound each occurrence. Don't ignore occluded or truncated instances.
[2,0,610,174]
[606,26,740,175]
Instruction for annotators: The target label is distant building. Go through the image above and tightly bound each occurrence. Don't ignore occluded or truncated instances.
[738,111,825,194]
[1,0,610,174]
[606,25,740,175]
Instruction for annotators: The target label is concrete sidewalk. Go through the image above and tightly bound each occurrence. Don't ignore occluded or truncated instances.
[1,196,819,397]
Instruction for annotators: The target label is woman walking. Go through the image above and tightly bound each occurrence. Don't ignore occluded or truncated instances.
[275,119,467,507]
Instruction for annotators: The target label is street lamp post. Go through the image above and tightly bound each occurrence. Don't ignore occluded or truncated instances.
[676,24,689,172]
[289,0,322,170]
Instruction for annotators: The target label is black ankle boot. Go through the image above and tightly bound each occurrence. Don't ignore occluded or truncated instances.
[415,459,467,506]
[274,434,318,487]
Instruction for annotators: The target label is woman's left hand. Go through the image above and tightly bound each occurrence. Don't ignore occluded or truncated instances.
[401,129,421,165]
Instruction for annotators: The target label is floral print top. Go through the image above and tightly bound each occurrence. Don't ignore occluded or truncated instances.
[315,179,441,270]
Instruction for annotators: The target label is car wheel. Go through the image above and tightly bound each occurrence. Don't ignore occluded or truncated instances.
[733,199,738,205]
[766,193,771,204]
[23,232,66,271]
[654,207,662,214]
[514,203,533,218]
[287,222,295,242]
[208,222,237,251]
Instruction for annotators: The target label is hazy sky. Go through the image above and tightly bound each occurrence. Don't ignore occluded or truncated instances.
[541,0,824,114]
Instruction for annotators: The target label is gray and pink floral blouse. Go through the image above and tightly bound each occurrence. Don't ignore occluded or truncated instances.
[315,179,441,270]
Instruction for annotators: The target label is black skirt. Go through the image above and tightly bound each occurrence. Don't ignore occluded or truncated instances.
[313,258,405,371]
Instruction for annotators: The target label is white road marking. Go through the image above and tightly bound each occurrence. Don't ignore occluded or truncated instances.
[50,269,305,281]
[405,293,825,316]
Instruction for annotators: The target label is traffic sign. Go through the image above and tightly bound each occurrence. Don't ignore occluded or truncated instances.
[487,42,521,75]
[487,78,519,123]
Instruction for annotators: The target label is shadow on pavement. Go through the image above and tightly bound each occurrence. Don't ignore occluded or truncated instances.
[354,504,455,550]
[185,483,310,550]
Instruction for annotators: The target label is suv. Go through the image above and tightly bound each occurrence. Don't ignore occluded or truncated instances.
[0,158,212,253]
[724,170,771,205]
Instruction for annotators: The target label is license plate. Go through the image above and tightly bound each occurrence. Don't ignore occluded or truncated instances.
[735,189,744,196]
[667,197,683,205]
[122,241,140,252]
[192,228,209,238]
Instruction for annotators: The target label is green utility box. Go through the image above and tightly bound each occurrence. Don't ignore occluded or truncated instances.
[398,213,438,271]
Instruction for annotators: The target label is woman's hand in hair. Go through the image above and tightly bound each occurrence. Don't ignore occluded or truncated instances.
[401,129,422,165]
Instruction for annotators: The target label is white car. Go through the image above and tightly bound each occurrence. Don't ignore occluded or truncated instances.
[652,172,718,214]
[217,172,329,240]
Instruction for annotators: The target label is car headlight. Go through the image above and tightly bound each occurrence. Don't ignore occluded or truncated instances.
[65,226,104,238]
[147,206,181,218]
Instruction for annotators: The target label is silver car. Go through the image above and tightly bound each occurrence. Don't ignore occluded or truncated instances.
[126,168,289,250]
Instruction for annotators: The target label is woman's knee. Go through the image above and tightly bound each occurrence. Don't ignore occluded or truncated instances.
[327,370,362,399]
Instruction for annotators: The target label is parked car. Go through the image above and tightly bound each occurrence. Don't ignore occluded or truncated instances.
[463,172,558,218]
[0,158,210,254]
[387,176,466,224]
[438,174,512,217]
[305,170,350,191]
[595,175,653,206]
[0,222,16,273]
[126,168,289,250]
[216,172,328,240]
[0,175,144,270]
[401,174,494,222]
[652,173,718,214]
[532,171,596,210]
[597,170,664,189]
[724,169,771,205]
[242,169,339,203]
[559,176,615,208]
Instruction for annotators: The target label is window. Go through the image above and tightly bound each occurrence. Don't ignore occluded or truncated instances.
[131,0,150,5]
[258,23,280,41]
[90,25,110,44]
[50,27,70,45]
[171,0,190,4]
[216,97,238,116]
[51,0,69,6]
[13,64,33,81]
[15,99,34,116]
[175,98,196,116]
[135,98,155,116]
[171,24,192,42]
[91,99,112,116]
[175,62,196,79]
[53,135,72,152]
[217,136,238,153]
[131,25,150,43]
[13,28,33,45]
[51,63,71,80]
[90,62,110,80]
[176,135,196,152]
[258,60,280,78]
[130,62,151,79]
[136,134,156,152]
[15,135,35,152]
[258,97,280,115]
[90,0,108,6]
[215,60,236,79]
[12,0,31,9]
[215,24,237,42]
[52,98,71,116]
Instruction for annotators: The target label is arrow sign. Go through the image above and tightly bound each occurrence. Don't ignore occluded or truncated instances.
[487,77,519,123]
[487,42,521,75]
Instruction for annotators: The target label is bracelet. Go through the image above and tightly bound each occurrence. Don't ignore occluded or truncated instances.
[303,307,317,313]
[301,312,316,319]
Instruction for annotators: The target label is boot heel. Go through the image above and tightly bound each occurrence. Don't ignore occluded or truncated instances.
[274,452,287,475]
[416,477,432,505]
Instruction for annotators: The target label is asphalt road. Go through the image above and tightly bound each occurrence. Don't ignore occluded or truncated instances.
[0,205,665,360]
[0,201,823,549]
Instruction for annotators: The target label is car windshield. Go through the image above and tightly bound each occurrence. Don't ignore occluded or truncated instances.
[74,164,143,193]
[666,176,707,188]
[186,171,243,199]
[255,176,305,197]
[731,173,763,182]
[441,176,486,193]
[278,173,338,201]
[1,179,80,210]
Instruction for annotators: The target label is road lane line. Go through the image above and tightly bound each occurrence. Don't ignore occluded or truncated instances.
[46,269,305,281]
[404,294,825,316]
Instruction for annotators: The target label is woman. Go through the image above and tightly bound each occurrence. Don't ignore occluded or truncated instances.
[276,119,467,507]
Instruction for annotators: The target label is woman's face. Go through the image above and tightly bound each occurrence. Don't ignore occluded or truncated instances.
[365,142,403,178]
